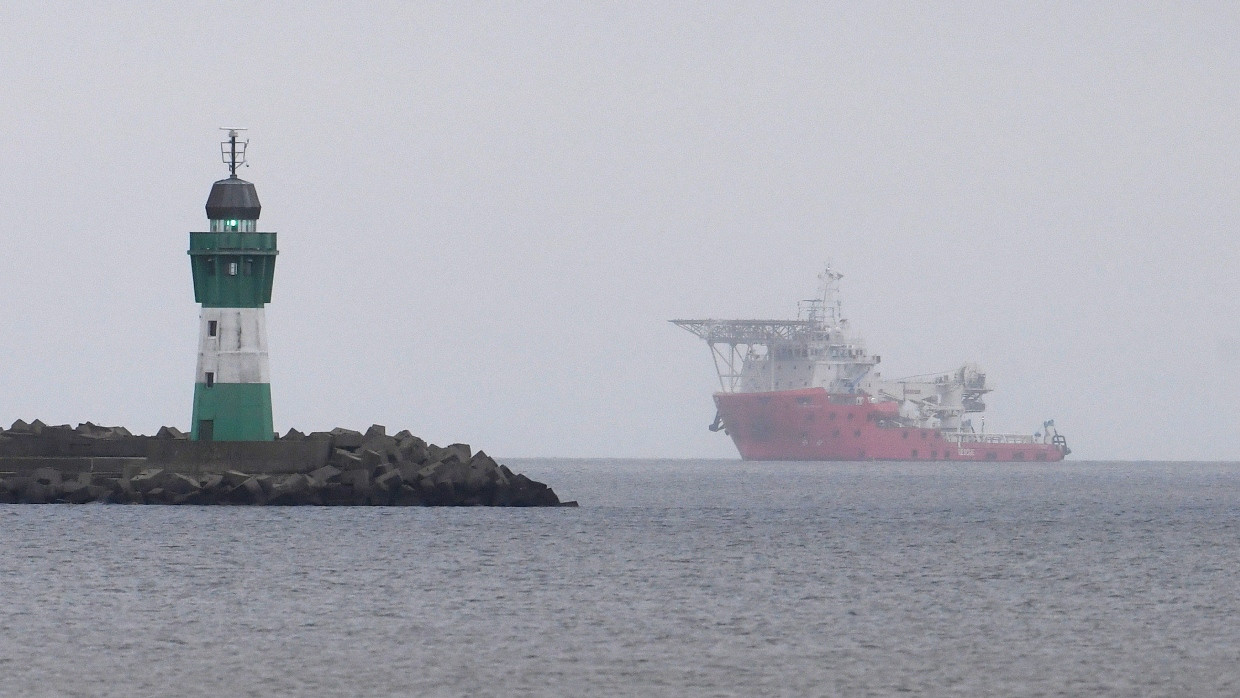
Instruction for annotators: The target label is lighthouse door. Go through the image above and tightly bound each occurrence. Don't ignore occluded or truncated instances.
[198,420,214,442]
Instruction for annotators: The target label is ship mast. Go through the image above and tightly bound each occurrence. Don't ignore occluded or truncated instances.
[797,264,843,329]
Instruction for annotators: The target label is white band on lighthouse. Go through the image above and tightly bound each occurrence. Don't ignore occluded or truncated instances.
[196,308,271,384]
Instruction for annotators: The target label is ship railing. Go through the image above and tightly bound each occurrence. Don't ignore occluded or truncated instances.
[941,432,1038,445]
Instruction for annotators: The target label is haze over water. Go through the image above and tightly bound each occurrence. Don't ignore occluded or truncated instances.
[2,459,1236,696]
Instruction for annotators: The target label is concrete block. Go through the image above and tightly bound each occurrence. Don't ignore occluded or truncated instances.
[331,449,365,470]
[239,477,266,505]
[414,461,442,485]
[63,485,95,504]
[518,479,560,507]
[361,435,398,462]
[364,424,386,439]
[272,473,305,492]
[424,481,457,506]
[329,428,364,449]
[470,451,498,470]
[374,469,403,493]
[155,426,187,439]
[62,478,91,503]
[394,484,423,506]
[129,469,165,494]
[308,465,341,486]
[462,462,491,492]
[165,473,201,497]
[429,443,471,466]
[43,426,77,445]
[254,475,275,497]
[319,482,357,506]
[397,462,421,483]
[339,469,370,492]
[269,473,313,505]
[360,449,385,470]
[105,476,136,502]
[398,437,429,465]
[439,459,472,486]
[1,475,28,497]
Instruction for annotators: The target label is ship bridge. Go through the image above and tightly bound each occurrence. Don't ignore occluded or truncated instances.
[671,317,877,394]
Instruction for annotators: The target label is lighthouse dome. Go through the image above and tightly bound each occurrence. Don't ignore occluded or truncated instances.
[205,176,261,220]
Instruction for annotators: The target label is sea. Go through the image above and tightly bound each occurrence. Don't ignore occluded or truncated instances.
[0,459,1237,697]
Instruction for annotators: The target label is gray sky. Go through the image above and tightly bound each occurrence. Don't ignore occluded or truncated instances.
[1,2,1237,459]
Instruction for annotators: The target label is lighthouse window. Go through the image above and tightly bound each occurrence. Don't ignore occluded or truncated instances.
[205,257,215,275]
[210,219,256,232]
[245,259,254,276]
[228,261,239,276]
[205,372,215,388]
[207,320,218,337]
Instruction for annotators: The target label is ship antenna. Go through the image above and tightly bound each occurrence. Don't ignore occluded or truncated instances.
[818,264,844,326]
[219,127,249,177]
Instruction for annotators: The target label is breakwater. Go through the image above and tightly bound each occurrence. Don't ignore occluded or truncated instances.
[0,420,572,506]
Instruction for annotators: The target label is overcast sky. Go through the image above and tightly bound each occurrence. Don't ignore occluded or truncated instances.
[1,2,1237,459]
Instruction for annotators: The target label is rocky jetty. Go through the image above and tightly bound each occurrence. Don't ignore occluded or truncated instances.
[0,420,572,507]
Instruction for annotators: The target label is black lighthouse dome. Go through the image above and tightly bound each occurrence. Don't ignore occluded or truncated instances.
[205,175,261,221]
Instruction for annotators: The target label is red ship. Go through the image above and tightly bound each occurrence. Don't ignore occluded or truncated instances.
[673,267,1069,462]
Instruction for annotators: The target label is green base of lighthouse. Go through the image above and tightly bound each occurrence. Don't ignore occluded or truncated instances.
[190,383,274,442]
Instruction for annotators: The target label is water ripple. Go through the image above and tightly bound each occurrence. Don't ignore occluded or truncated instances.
[0,460,1237,695]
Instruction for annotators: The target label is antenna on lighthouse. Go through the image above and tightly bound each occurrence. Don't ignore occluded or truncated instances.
[219,127,249,177]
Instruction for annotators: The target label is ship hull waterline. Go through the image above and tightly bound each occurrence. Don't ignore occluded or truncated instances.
[715,388,1066,462]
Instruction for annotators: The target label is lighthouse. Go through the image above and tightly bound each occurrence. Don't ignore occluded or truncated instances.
[187,129,278,441]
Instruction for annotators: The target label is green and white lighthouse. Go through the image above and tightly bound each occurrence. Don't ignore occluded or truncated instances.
[188,128,278,441]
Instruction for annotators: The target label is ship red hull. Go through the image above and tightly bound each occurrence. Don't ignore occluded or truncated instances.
[715,388,1066,462]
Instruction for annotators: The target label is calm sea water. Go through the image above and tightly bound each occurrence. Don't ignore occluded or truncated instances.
[0,459,1237,696]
